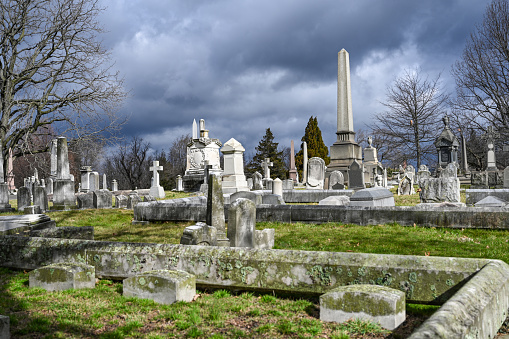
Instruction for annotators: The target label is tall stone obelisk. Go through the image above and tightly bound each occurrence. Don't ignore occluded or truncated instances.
[327,49,362,180]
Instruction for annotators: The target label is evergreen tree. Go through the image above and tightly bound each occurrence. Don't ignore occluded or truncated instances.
[295,116,330,179]
[246,128,287,179]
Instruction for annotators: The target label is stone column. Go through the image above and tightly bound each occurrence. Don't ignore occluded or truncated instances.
[289,140,297,182]
[56,137,70,180]
[53,137,76,210]
[302,141,308,184]
[0,142,12,211]
[206,173,229,246]
[7,148,15,191]
[50,139,58,178]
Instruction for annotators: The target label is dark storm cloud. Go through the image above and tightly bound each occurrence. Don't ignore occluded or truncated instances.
[99,0,489,155]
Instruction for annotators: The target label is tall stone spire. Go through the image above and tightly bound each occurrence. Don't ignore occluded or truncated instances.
[337,49,355,142]
[327,49,362,182]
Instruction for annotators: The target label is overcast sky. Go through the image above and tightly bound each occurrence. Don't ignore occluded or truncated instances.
[98,0,489,158]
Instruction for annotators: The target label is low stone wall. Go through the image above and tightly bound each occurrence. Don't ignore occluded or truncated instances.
[134,203,509,229]
[1,236,508,337]
[0,236,485,303]
[466,189,509,205]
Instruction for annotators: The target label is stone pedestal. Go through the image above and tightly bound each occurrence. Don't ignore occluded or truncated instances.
[52,180,76,210]
[220,138,249,194]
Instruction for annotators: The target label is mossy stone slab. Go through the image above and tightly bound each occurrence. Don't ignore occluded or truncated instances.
[320,284,405,330]
[123,269,196,304]
[0,314,9,339]
[29,262,95,291]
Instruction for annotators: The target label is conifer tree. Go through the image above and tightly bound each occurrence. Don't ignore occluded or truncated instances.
[295,116,330,179]
[246,128,287,179]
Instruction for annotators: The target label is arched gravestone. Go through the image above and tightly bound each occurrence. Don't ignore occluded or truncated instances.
[252,171,263,190]
[348,160,365,190]
[306,157,325,189]
[329,170,344,189]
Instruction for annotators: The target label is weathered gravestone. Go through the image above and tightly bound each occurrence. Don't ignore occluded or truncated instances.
[272,178,283,197]
[111,179,118,192]
[228,198,255,248]
[282,179,294,190]
[261,194,285,205]
[77,192,94,209]
[329,170,344,189]
[33,186,48,213]
[252,171,263,190]
[115,194,128,209]
[230,191,263,206]
[53,137,76,210]
[348,160,365,190]
[89,171,99,192]
[17,186,31,211]
[306,157,326,189]
[180,222,217,246]
[176,175,183,192]
[504,166,509,188]
[127,192,142,209]
[93,190,113,209]
[419,163,460,203]
[207,173,229,246]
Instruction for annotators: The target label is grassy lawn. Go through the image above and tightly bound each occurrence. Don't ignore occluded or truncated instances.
[1,189,506,338]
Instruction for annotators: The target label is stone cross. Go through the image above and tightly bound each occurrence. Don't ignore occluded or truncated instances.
[262,158,273,179]
[149,161,163,186]
[481,126,500,170]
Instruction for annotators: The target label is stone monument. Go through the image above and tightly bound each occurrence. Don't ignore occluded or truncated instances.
[363,136,383,186]
[289,140,298,182]
[481,126,500,171]
[183,119,222,191]
[0,144,13,212]
[52,137,76,210]
[435,115,460,169]
[220,138,249,194]
[7,148,14,191]
[327,49,362,182]
[149,160,165,199]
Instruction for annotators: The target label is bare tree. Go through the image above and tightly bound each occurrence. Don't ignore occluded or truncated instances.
[370,69,449,168]
[0,0,127,168]
[164,134,190,189]
[103,136,152,190]
[451,0,509,156]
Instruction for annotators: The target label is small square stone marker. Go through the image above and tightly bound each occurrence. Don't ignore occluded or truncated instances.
[320,284,405,330]
[123,270,196,305]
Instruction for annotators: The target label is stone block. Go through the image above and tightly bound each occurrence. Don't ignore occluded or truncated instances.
[0,315,9,339]
[254,228,275,249]
[320,284,405,330]
[52,179,76,210]
[261,194,285,205]
[419,177,460,203]
[123,270,196,304]
[33,186,48,212]
[17,186,31,211]
[318,196,350,206]
[349,187,394,207]
[180,222,217,246]
[143,195,156,202]
[77,192,94,209]
[93,190,113,209]
[29,262,95,291]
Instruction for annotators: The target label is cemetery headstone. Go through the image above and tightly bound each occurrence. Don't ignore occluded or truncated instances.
[180,222,218,246]
[419,163,460,203]
[77,192,94,209]
[230,191,263,206]
[482,126,500,171]
[262,158,273,179]
[282,179,294,190]
[505,166,509,188]
[17,186,31,211]
[261,194,285,205]
[176,175,184,191]
[127,192,142,209]
[306,157,326,189]
[227,198,256,248]
[33,186,48,212]
[272,178,283,197]
[246,178,253,190]
[111,179,118,192]
[102,174,107,190]
[80,166,92,192]
[93,190,113,209]
[348,160,365,190]
[115,194,128,209]
[328,170,344,189]
[149,160,165,198]
[302,141,308,184]
[7,148,15,191]
[0,143,13,212]
[89,172,99,192]
[252,171,263,190]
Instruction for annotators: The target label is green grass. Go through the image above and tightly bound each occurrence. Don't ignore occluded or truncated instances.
[2,189,509,337]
